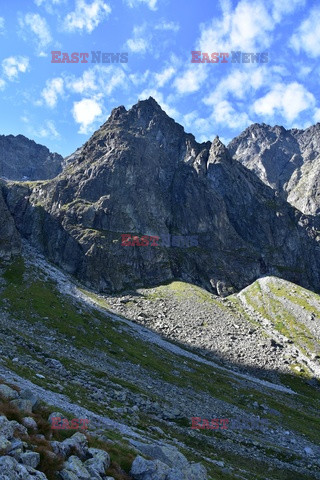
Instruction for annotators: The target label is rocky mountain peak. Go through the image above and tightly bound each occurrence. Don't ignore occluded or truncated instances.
[208,136,232,165]
[229,121,320,215]
[0,134,63,181]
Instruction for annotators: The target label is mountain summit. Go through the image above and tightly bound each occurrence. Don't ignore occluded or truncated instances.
[2,98,320,294]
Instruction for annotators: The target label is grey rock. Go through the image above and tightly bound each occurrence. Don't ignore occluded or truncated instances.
[304,447,314,456]
[0,434,11,453]
[0,186,20,260]
[88,447,110,470]
[0,455,47,479]
[0,134,63,181]
[60,471,80,480]
[228,122,320,216]
[0,416,27,439]
[62,455,91,479]
[52,432,89,460]
[19,388,40,410]
[22,417,38,430]
[0,384,19,400]
[10,398,33,413]
[5,98,320,295]
[131,442,188,469]
[130,455,170,479]
[19,451,40,468]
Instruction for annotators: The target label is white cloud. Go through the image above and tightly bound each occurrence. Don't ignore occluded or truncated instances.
[19,13,52,55]
[212,100,251,129]
[0,17,5,34]
[66,65,127,96]
[155,21,179,32]
[253,82,315,122]
[66,70,97,94]
[290,7,320,58]
[154,66,176,88]
[126,24,149,53]
[271,0,305,22]
[36,120,60,138]
[72,98,103,134]
[63,0,111,33]
[21,116,60,138]
[199,0,274,53]
[127,38,148,53]
[129,70,150,86]
[204,68,266,106]
[41,77,64,107]
[314,109,320,123]
[125,0,157,11]
[174,66,207,94]
[2,56,29,81]
[0,78,6,90]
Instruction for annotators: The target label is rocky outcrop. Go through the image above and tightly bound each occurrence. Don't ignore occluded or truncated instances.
[130,443,207,480]
[228,123,320,215]
[0,134,63,181]
[3,99,320,294]
[0,184,20,260]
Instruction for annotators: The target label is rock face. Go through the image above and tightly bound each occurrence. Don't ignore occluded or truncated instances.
[228,123,320,216]
[3,98,320,294]
[0,184,20,260]
[0,134,63,181]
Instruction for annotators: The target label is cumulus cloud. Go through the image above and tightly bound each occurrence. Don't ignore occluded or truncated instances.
[66,65,128,96]
[126,25,149,53]
[0,78,6,90]
[313,109,320,123]
[72,98,103,133]
[198,0,274,53]
[212,100,251,129]
[154,66,176,88]
[2,56,29,81]
[253,82,315,122]
[19,13,52,55]
[204,68,267,106]
[290,7,320,58]
[174,66,207,94]
[41,77,64,107]
[271,0,305,22]
[125,0,157,11]
[127,38,148,53]
[63,0,111,33]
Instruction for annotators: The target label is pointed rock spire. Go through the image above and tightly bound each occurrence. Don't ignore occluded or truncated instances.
[207,136,232,166]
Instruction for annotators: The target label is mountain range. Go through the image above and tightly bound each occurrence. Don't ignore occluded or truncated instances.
[0,98,320,479]
[1,97,320,297]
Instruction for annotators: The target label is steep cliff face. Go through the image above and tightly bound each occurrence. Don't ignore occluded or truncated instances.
[0,184,20,260]
[4,99,320,294]
[0,134,63,181]
[228,123,320,216]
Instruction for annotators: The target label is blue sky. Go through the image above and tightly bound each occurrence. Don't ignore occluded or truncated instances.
[0,0,319,156]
